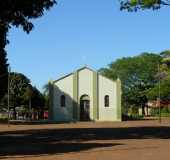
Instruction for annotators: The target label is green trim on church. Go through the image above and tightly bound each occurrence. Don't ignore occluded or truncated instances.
[73,71,79,120]
[116,78,122,121]
[93,71,98,120]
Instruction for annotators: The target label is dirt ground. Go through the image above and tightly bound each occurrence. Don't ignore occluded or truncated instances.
[1,118,170,160]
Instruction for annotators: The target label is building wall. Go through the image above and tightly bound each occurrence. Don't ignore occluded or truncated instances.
[78,68,94,120]
[49,67,121,122]
[98,75,118,121]
[52,74,73,121]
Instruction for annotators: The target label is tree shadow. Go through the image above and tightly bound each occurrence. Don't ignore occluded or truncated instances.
[0,127,123,158]
[0,126,170,158]
[0,141,117,158]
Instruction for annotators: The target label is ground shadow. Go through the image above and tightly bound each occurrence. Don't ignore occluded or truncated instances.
[0,141,117,158]
[1,126,170,158]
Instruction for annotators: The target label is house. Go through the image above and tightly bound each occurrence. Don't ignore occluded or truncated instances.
[48,66,122,122]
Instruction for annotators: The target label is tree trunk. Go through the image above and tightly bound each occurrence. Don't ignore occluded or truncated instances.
[0,24,9,101]
[13,107,16,120]
[142,105,145,116]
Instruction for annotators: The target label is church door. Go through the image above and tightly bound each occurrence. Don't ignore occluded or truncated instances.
[80,95,90,121]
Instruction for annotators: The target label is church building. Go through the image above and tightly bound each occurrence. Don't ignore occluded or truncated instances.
[49,66,122,122]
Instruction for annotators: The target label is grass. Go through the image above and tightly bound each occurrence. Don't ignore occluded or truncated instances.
[151,108,170,117]
[154,112,170,117]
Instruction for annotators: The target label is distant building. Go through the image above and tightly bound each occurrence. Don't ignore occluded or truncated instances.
[147,100,170,108]
[49,66,121,122]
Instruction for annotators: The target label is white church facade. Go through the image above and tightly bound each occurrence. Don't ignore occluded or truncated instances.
[49,66,122,122]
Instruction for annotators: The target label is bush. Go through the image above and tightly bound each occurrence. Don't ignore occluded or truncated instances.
[122,114,144,121]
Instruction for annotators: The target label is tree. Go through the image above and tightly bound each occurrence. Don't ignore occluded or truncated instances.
[120,0,170,11]
[24,85,34,118]
[30,86,45,109]
[0,0,56,104]
[1,72,45,119]
[160,50,170,68]
[0,26,8,102]
[147,77,170,100]
[9,72,31,119]
[0,51,8,101]
[42,83,50,110]
[99,53,161,115]
[0,0,56,34]
[24,85,45,119]
[147,50,170,100]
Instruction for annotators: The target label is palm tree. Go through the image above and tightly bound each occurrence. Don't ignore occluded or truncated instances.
[43,83,50,110]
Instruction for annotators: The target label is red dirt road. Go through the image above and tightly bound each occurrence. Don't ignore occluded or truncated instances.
[0,119,170,160]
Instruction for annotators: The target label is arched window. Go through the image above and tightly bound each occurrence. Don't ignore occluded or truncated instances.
[104,95,109,107]
[60,95,66,107]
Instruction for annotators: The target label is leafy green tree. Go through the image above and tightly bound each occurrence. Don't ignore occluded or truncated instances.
[24,85,45,118]
[0,0,56,34]
[160,50,170,68]
[1,72,45,119]
[147,77,170,100]
[9,72,31,119]
[120,0,170,11]
[99,53,161,115]
[42,83,50,110]
[23,85,34,118]
[0,0,56,104]
[31,86,45,109]
[147,50,170,100]
[0,27,8,102]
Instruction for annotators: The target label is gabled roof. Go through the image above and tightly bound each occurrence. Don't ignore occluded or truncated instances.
[77,66,95,73]
[52,66,119,84]
[53,66,96,83]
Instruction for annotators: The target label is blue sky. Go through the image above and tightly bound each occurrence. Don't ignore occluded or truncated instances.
[7,0,170,90]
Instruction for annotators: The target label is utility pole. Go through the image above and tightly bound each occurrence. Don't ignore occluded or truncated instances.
[7,66,11,127]
[29,97,31,120]
[27,86,32,121]
[158,64,161,123]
